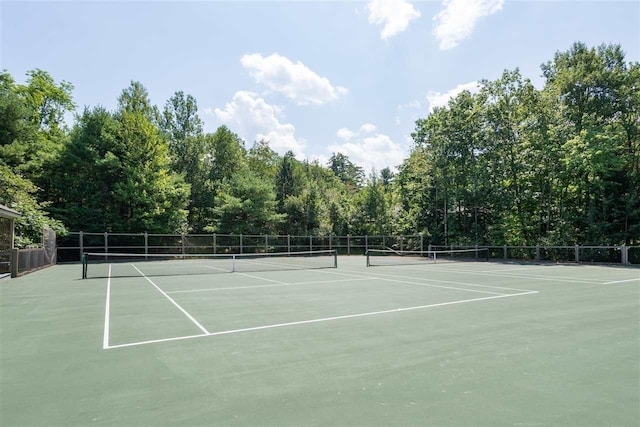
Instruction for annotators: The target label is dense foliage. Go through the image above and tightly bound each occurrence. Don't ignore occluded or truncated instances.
[1,42,638,247]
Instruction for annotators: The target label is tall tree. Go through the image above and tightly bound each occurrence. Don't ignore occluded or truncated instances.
[328,152,364,190]
[160,91,209,230]
[210,166,284,234]
[0,69,72,243]
[50,83,189,233]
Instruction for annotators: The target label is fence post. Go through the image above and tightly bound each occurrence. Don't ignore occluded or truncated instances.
[535,245,540,261]
[503,245,507,260]
[181,233,185,255]
[104,232,108,254]
[10,248,18,278]
[420,235,424,254]
[287,235,291,253]
[309,235,313,252]
[265,234,268,252]
[621,245,628,265]
[79,231,84,259]
[240,234,243,254]
[329,235,332,251]
[575,244,579,263]
[365,235,368,253]
[400,236,403,252]
[213,233,217,255]
[347,235,351,255]
[144,232,148,258]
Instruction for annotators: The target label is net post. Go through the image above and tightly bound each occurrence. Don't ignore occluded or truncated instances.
[232,254,236,272]
[81,253,87,279]
[503,245,507,260]
[621,245,628,265]
[287,235,291,253]
[104,232,108,255]
[333,249,338,268]
[366,250,370,267]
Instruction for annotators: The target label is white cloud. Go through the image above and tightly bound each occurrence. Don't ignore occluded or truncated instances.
[367,0,421,40]
[241,53,347,105]
[210,91,306,158]
[327,123,407,172]
[427,81,481,112]
[359,123,377,133]
[337,128,355,140]
[433,0,504,50]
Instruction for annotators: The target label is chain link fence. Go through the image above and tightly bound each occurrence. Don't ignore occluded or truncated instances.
[56,232,639,265]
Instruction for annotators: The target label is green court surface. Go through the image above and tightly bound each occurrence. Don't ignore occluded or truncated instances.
[1,257,638,426]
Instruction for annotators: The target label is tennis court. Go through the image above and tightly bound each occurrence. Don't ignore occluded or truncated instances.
[1,253,638,426]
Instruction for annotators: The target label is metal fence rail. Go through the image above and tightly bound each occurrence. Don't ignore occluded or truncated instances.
[56,232,639,265]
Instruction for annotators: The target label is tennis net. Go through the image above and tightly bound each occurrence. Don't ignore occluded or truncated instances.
[82,250,338,279]
[366,248,489,267]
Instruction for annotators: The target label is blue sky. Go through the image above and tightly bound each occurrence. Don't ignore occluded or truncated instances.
[2,0,639,172]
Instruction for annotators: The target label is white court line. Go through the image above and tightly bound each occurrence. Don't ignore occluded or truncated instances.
[102,265,112,349]
[105,290,538,350]
[480,266,555,273]
[165,277,376,294]
[302,267,509,296]
[377,265,604,285]
[235,271,285,284]
[340,267,535,293]
[131,264,209,335]
[603,277,640,285]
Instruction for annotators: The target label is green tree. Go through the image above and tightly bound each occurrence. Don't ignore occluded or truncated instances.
[0,69,71,243]
[210,167,284,234]
[0,164,63,247]
[542,43,639,244]
[328,152,364,190]
[247,139,280,182]
[50,83,189,233]
[160,91,209,231]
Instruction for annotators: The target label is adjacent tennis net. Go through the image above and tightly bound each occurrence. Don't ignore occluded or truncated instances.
[82,250,338,279]
[366,248,489,267]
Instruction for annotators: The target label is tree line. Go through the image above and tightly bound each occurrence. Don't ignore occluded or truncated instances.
[1,42,638,247]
